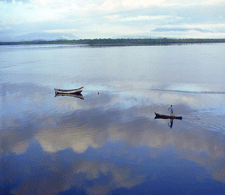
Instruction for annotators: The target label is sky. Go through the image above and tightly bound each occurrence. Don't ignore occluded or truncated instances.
[1,0,225,40]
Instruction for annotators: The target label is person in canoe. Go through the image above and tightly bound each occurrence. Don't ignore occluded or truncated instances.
[168,105,173,114]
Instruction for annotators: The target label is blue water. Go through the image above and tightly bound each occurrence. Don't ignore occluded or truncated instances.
[1,44,225,195]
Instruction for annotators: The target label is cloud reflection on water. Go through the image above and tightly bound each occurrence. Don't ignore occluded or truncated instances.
[9,157,146,195]
[1,82,225,194]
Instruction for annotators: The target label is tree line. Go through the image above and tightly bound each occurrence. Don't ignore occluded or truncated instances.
[1,38,225,46]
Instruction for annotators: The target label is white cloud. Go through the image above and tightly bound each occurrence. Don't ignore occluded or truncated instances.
[97,0,120,11]
[182,23,225,29]
[98,0,167,11]
[33,0,48,7]
[33,0,74,8]
[120,15,169,22]
[0,0,29,2]
[122,0,166,8]
[105,14,120,20]
[43,29,79,34]
[202,0,225,5]
[159,23,225,32]
[1,0,225,39]
[0,26,10,31]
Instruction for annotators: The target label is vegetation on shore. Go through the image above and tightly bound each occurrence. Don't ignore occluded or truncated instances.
[1,38,225,46]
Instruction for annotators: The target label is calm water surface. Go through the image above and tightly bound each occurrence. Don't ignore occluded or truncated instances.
[1,44,225,194]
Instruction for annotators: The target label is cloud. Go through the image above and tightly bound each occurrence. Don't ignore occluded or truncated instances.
[1,0,225,39]
[122,0,166,8]
[203,0,225,5]
[120,15,168,22]
[98,0,167,11]
[0,26,10,31]
[0,0,29,2]
[153,27,211,33]
[105,14,120,20]
[32,0,75,8]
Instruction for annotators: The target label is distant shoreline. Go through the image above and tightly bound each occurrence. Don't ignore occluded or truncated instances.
[1,38,225,46]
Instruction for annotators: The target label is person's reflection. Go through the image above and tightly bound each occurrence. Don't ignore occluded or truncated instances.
[168,119,173,129]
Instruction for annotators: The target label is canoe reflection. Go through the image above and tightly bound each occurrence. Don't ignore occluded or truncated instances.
[168,119,173,129]
[55,92,84,100]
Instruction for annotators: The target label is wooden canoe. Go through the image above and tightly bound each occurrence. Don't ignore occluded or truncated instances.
[54,86,84,94]
[154,112,182,120]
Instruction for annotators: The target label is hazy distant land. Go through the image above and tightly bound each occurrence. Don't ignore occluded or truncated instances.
[1,38,225,46]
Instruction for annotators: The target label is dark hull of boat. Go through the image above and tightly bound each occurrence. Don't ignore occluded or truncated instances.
[154,112,182,120]
[54,86,84,94]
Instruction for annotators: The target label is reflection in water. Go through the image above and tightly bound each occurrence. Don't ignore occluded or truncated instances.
[1,82,225,194]
[8,156,145,195]
[1,44,225,194]
[168,119,173,129]
[154,112,182,129]
[55,92,84,100]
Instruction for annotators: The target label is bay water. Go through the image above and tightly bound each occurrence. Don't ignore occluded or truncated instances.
[1,43,225,194]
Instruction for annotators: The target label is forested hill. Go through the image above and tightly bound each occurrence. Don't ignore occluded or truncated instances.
[1,38,225,46]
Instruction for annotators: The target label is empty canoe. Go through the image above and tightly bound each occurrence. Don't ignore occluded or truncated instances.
[54,86,84,94]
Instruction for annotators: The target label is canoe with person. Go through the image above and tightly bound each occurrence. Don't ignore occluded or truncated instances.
[155,105,182,120]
